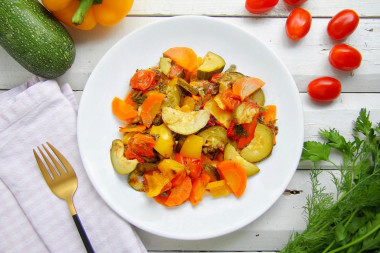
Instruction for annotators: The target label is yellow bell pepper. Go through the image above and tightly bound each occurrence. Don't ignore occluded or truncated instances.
[42,0,134,30]
[150,124,174,158]
[180,135,204,159]
[144,171,169,197]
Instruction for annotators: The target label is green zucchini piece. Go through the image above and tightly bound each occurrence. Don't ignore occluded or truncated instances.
[240,123,273,162]
[233,102,260,125]
[197,51,225,80]
[0,0,75,78]
[224,143,260,177]
[248,88,266,106]
[177,78,199,95]
[162,78,182,108]
[159,57,172,76]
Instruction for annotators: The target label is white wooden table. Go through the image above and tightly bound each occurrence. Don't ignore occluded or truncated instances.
[1,1,379,252]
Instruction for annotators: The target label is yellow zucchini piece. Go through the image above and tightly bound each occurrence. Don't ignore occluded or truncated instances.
[240,123,273,162]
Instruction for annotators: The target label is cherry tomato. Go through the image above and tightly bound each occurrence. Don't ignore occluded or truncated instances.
[245,0,279,14]
[286,8,312,40]
[327,9,359,40]
[307,77,341,102]
[283,0,307,6]
[130,70,157,91]
[329,44,362,71]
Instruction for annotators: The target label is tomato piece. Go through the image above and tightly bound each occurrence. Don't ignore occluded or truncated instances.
[130,70,157,91]
[328,44,362,71]
[283,0,307,6]
[175,153,203,179]
[220,88,241,111]
[327,9,359,40]
[286,8,312,40]
[307,77,341,102]
[245,0,279,14]
[237,119,258,149]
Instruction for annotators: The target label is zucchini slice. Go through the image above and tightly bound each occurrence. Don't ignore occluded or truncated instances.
[197,51,225,80]
[224,143,260,177]
[161,107,210,135]
[240,123,273,162]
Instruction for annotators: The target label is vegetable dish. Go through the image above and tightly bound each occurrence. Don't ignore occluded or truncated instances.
[110,47,278,207]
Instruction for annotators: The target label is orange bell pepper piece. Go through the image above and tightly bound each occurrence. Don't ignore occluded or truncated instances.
[140,93,165,128]
[164,47,198,72]
[232,77,265,101]
[262,105,277,124]
[217,161,247,198]
[41,0,134,30]
[189,173,211,206]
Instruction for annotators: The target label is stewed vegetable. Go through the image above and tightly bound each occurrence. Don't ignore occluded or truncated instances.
[110,48,278,207]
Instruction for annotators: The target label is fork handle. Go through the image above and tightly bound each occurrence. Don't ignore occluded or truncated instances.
[73,214,95,253]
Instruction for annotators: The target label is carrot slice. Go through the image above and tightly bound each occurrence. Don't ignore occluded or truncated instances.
[140,93,165,127]
[165,176,192,207]
[232,77,265,101]
[112,97,138,121]
[164,47,198,72]
[217,161,247,198]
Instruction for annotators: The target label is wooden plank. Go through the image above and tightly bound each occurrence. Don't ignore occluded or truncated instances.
[1,17,378,92]
[128,0,380,17]
[136,169,338,252]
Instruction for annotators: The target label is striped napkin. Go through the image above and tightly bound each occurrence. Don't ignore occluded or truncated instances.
[0,78,147,253]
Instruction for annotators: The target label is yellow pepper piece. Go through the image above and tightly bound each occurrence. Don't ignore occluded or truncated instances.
[180,134,204,159]
[150,124,174,158]
[158,159,185,180]
[206,180,232,198]
[41,0,134,30]
[145,171,169,197]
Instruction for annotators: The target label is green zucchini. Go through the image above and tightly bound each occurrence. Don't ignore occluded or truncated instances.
[0,0,75,78]
[197,51,225,80]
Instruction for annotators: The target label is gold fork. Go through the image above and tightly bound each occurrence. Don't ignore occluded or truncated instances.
[33,142,94,253]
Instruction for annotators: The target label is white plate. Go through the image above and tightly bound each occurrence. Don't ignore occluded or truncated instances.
[77,16,304,240]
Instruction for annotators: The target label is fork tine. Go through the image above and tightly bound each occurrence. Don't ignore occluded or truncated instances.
[47,142,76,176]
[42,144,66,176]
[37,146,60,179]
[33,149,53,183]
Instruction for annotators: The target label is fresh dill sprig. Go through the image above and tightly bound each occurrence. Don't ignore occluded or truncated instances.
[281,108,380,253]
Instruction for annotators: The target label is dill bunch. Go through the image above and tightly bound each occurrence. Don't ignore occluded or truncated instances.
[281,109,380,253]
